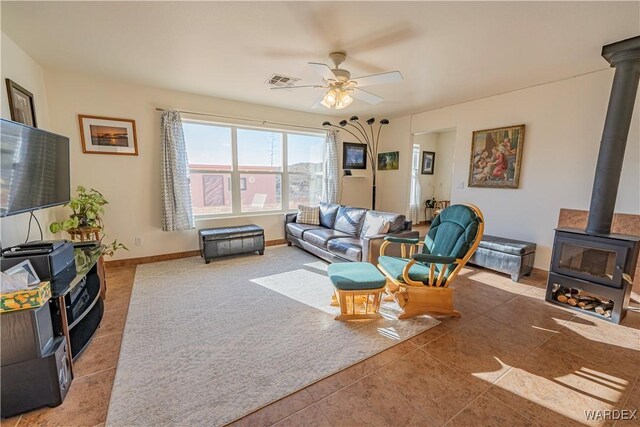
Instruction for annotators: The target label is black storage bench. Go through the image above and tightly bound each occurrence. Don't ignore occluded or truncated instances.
[198,224,265,264]
[468,235,536,282]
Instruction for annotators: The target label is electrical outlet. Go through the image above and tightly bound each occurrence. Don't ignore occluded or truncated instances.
[456,180,465,189]
[134,237,143,246]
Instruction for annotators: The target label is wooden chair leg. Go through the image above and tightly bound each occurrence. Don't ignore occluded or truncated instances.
[396,286,460,319]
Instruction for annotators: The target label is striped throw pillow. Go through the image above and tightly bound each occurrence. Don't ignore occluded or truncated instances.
[296,205,320,225]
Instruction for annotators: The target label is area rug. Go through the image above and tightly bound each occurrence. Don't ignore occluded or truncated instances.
[106,246,439,426]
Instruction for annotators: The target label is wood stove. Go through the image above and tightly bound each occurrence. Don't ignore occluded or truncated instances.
[545,35,640,324]
[546,228,640,323]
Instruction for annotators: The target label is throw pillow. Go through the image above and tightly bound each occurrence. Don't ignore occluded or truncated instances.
[296,205,320,225]
[334,206,368,236]
[362,215,390,238]
[318,202,340,228]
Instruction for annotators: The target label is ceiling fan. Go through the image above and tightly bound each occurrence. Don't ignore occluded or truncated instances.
[271,52,404,110]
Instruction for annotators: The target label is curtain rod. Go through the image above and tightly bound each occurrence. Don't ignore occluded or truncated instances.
[155,108,327,132]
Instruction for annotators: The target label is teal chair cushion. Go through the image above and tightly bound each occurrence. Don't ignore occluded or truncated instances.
[424,205,480,276]
[378,205,481,285]
[378,256,432,283]
[328,262,386,290]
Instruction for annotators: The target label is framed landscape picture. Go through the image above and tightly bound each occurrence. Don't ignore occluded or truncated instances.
[468,124,525,188]
[78,115,138,156]
[377,151,399,170]
[6,79,37,127]
[342,142,367,170]
[421,151,435,175]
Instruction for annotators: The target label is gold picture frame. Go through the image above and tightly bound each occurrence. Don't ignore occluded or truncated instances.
[468,124,525,189]
[78,114,138,156]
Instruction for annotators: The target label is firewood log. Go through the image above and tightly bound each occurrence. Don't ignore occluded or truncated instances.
[557,295,569,303]
[603,310,612,319]
[595,303,613,315]
[567,298,578,306]
[582,303,597,310]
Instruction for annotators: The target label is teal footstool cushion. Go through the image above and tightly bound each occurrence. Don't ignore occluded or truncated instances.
[328,262,386,291]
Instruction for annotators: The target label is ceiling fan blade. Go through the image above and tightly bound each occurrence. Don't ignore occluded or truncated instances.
[308,62,338,82]
[351,71,403,87]
[311,93,326,109]
[270,85,325,90]
[351,88,383,105]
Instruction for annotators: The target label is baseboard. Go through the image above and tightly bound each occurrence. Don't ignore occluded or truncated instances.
[105,239,288,268]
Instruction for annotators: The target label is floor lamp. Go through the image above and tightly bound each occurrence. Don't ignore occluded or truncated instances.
[322,117,389,210]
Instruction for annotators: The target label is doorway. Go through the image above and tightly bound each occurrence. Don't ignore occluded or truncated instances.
[410,129,456,223]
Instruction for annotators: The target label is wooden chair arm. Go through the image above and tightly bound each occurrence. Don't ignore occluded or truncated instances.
[380,240,424,258]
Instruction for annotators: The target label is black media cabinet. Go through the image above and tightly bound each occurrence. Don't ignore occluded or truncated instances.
[1,244,106,417]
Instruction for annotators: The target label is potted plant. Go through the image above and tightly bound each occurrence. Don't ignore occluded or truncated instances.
[425,197,437,222]
[50,186,127,256]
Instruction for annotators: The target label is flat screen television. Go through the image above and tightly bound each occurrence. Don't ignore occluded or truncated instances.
[0,119,70,217]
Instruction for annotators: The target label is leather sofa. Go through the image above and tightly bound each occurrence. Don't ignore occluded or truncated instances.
[285,203,418,265]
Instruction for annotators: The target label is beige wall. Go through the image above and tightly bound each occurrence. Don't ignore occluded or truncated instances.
[375,115,413,215]
[41,68,350,260]
[0,32,62,247]
[377,69,640,270]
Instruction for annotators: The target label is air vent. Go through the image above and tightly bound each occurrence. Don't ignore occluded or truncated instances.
[266,74,301,87]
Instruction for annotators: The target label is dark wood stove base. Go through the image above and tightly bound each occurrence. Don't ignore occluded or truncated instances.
[546,272,632,324]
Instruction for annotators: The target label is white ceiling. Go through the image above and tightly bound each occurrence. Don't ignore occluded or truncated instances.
[2,1,638,117]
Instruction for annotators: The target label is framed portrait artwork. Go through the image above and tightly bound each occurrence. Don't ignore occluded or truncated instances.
[468,124,525,189]
[78,115,138,156]
[421,151,435,175]
[377,151,399,170]
[6,79,37,127]
[342,142,367,170]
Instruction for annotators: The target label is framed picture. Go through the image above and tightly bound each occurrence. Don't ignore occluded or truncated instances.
[6,79,37,127]
[342,142,367,170]
[421,151,435,175]
[78,115,138,156]
[377,151,399,170]
[469,124,525,188]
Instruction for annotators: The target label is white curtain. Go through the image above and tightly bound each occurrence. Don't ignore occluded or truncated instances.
[161,110,195,231]
[321,130,339,204]
[408,145,422,224]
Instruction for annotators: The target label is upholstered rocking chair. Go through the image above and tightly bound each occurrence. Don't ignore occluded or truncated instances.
[377,204,484,319]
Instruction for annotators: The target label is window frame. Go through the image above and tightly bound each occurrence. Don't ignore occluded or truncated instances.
[183,119,325,219]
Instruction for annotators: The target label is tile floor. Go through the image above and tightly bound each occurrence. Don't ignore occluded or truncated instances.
[2,253,639,427]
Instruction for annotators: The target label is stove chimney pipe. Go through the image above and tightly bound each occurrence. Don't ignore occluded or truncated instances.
[586,36,640,235]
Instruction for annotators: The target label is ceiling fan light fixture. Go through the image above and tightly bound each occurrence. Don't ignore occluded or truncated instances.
[321,89,338,108]
[334,90,353,110]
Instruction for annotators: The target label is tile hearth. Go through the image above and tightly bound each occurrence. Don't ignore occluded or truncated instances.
[1,253,638,427]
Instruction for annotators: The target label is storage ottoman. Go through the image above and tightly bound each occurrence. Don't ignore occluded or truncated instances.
[468,235,536,282]
[198,225,265,264]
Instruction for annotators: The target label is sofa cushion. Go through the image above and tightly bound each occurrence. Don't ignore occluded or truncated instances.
[302,228,350,248]
[286,222,322,239]
[296,205,320,225]
[319,202,340,229]
[365,210,406,233]
[478,235,537,256]
[327,238,363,262]
[378,255,433,283]
[333,206,368,236]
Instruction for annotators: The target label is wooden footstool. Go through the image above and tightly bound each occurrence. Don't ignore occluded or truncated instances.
[327,262,387,321]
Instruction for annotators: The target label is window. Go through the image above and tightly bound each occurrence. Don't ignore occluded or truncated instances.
[183,121,325,217]
[287,133,324,209]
